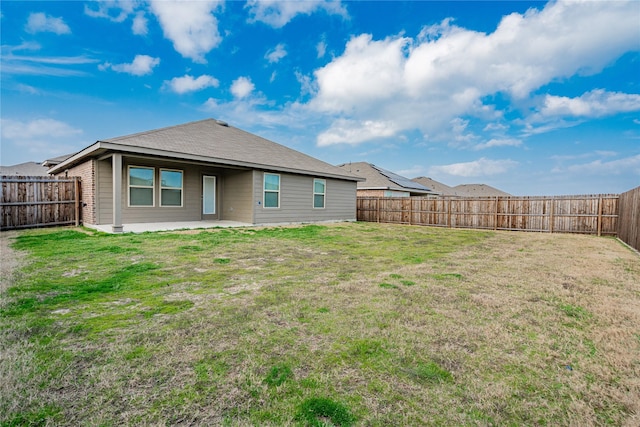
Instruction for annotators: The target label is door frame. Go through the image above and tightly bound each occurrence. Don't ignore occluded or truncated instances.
[202,175,218,220]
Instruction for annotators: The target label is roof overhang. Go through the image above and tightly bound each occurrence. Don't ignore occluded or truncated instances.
[49,141,364,182]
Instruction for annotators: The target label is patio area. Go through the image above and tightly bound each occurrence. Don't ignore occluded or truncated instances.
[89,220,252,234]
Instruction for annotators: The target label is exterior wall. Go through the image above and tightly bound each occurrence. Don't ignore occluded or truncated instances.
[357,189,410,198]
[220,169,254,223]
[57,160,96,225]
[253,171,357,225]
[96,156,239,225]
[96,159,113,224]
[357,189,385,198]
[94,155,356,226]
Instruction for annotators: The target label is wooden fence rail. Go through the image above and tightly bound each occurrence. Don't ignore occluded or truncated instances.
[617,185,640,252]
[357,195,619,236]
[1,176,81,231]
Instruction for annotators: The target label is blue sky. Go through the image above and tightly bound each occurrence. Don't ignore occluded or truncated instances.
[1,0,639,195]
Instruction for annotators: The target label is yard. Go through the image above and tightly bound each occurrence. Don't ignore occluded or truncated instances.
[1,223,639,426]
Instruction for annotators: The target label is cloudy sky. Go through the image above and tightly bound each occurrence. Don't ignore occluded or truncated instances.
[1,0,639,195]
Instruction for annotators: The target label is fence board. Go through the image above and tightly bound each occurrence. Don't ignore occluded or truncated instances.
[1,176,81,231]
[358,195,619,235]
[617,186,640,252]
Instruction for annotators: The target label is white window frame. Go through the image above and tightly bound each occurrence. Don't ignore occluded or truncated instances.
[313,178,326,209]
[160,168,184,208]
[263,173,280,209]
[128,165,155,207]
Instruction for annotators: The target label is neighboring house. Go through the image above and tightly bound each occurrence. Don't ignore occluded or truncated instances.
[0,161,50,176]
[412,177,511,197]
[42,153,74,169]
[46,119,362,232]
[336,162,435,197]
[452,184,511,197]
[411,176,455,196]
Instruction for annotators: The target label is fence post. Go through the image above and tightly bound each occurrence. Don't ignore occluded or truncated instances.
[494,196,499,230]
[376,197,380,223]
[409,197,413,225]
[597,196,603,237]
[447,198,452,228]
[74,177,80,227]
[549,197,554,233]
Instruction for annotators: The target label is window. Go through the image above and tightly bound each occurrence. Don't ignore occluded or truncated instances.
[129,166,154,206]
[160,169,183,207]
[313,178,326,209]
[263,173,280,208]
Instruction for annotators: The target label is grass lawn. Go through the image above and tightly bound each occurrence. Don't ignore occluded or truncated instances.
[1,222,639,426]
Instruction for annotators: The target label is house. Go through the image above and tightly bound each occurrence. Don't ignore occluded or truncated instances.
[46,119,362,232]
[336,162,435,197]
[0,161,50,176]
[451,184,511,197]
[412,177,511,197]
[42,153,74,169]
[411,176,455,196]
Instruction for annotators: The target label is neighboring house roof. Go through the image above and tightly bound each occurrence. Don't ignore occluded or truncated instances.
[42,153,74,167]
[48,119,363,181]
[0,161,50,176]
[452,184,511,197]
[336,162,435,195]
[411,177,454,196]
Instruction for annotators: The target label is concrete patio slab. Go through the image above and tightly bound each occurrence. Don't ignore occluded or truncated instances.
[89,220,252,234]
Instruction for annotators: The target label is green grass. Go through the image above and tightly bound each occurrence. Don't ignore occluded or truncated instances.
[1,222,639,426]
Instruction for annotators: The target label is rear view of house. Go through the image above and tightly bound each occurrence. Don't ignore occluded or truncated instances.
[47,119,362,232]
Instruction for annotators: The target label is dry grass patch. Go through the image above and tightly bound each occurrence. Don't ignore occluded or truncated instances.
[1,223,639,425]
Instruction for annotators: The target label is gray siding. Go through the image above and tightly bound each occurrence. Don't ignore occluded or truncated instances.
[220,170,254,223]
[96,157,235,225]
[96,159,113,225]
[253,171,357,225]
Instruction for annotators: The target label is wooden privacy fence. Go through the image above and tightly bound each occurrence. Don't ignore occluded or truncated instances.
[1,176,81,231]
[357,195,619,236]
[617,185,640,251]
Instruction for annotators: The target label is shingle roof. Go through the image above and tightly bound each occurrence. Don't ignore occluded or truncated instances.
[0,162,50,176]
[411,177,454,195]
[49,119,362,181]
[452,184,511,197]
[337,162,434,194]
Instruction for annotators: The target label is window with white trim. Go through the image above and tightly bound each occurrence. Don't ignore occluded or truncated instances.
[263,173,280,208]
[128,166,154,207]
[160,169,183,207]
[313,178,326,209]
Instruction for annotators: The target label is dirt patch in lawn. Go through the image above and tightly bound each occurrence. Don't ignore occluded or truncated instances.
[1,224,639,426]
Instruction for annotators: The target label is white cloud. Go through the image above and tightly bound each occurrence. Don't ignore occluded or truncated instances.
[164,74,219,94]
[266,43,287,63]
[2,45,99,77]
[103,55,160,76]
[231,77,255,99]
[308,0,640,145]
[84,0,136,22]
[246,0,347,28]
[430,158,518,177]
[317,119,399,146]
[538,89,640,118]
[1,118,81,140]
[473,138,522,150]
[1,118,83,159]
[566,154,640,176]
[149,0,222,63]
[25,12,71,34]
[132,11,148,35]
[317,40,327,58]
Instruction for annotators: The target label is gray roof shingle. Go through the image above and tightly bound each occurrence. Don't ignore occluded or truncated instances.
[50,119,361,181]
